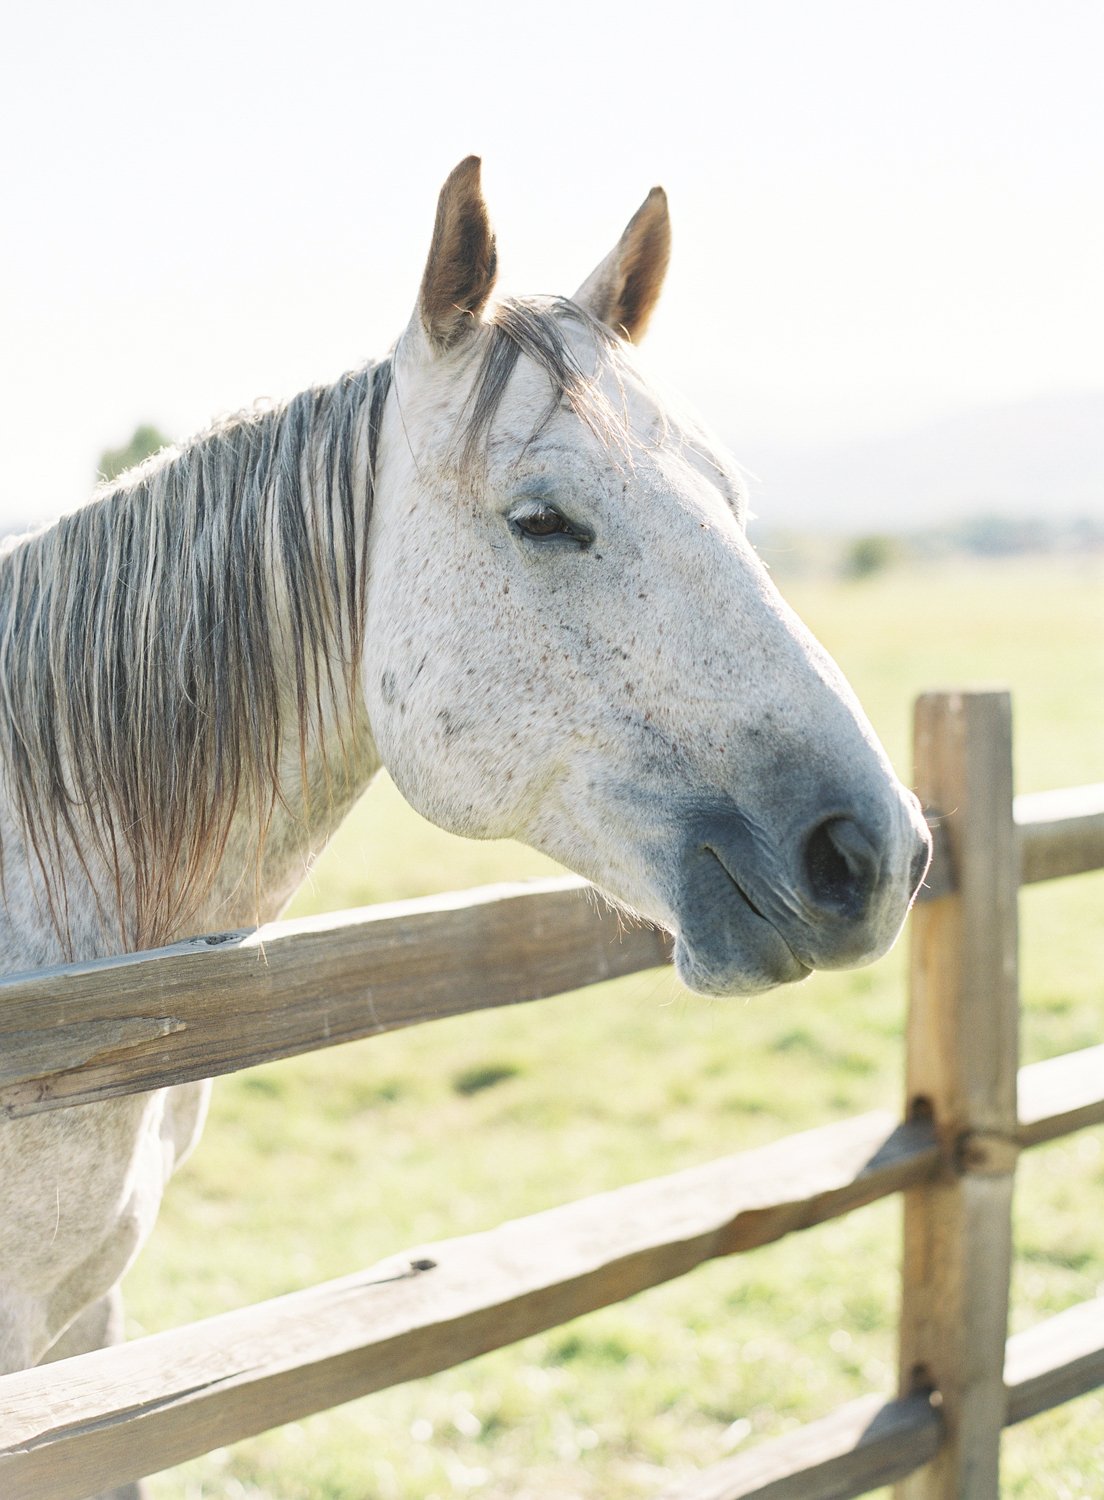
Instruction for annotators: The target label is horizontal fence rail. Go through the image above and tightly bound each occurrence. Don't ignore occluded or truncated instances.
[0,879,668,1118]
[660,1298,1104,1500]
[1015,783,1104,886]
[2,1042,1101,1500]
[0,736,1100,1500]
[659,1392,945,1500]
[1,786,1101,1121]
[0,1112,938,1500]
[1003,1296,1104,1427]
[1016,1043,1104,1147]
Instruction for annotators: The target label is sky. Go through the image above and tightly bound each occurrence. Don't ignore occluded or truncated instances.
[1,0,1101,530]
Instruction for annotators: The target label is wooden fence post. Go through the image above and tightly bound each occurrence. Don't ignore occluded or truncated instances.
[895,691,1020,1499]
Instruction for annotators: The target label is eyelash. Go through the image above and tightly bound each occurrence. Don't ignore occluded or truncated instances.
[510,504,591,546]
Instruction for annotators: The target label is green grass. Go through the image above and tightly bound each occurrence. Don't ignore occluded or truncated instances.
[125,555,1104,1499]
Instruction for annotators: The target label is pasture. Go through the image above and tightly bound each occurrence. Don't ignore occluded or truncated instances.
[124,553,1103,1499]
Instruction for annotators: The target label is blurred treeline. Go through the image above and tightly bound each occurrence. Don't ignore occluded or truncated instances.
[751,514,1104,581]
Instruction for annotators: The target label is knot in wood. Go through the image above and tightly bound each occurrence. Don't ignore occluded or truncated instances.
[954,1129,1020,1177]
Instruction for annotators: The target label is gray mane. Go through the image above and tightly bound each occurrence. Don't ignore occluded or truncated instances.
[0,297,619,951]
[468,297,623,461]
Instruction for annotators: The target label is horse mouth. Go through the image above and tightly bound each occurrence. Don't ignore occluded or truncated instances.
[708,847,767,921]
[671,846,812,997]
[706,846,813,977]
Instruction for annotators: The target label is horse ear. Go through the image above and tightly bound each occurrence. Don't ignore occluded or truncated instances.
[416,156,498,353]
[572,187,671,342]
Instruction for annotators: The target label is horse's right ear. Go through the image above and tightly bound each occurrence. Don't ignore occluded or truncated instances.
[414,156,498,355]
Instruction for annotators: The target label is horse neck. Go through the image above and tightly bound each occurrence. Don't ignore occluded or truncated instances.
[194,700,380,936]
[0,369,389,962]
[0,647,380,975]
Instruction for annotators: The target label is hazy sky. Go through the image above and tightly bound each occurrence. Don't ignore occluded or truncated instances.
[1,0,1101,526]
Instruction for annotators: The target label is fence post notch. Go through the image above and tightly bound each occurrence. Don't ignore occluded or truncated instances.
[895,690,1020,1499]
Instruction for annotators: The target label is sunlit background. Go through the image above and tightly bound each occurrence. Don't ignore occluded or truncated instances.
[2,0,1101,535]
[3,4,1102,1498]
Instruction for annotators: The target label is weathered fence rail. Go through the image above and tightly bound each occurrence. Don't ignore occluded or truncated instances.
[4,780,1100,1122]
[0,880,670,1117]
[0,690,1101,1499]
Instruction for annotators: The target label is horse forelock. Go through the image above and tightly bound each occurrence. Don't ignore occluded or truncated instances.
[460,297,631,471]
[0,358,393,953]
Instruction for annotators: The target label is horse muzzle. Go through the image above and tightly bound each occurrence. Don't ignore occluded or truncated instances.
[668,794,931,997]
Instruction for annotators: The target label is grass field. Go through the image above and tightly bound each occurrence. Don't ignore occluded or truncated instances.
[125,554,1104,1500]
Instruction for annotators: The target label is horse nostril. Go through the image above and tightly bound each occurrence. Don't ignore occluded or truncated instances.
[802,816,879,919]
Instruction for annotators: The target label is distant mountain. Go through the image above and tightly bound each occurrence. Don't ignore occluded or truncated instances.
[739,391,1104,534]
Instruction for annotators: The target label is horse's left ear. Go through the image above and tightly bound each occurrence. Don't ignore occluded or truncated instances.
[417,156,498,353]
[572,187,671,342]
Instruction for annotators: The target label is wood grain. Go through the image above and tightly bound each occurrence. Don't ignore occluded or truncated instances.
[896,692,1020,1500]
[0,1110,937,1500]
[0,878,669,1118]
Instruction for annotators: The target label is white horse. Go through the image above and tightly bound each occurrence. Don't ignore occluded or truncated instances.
[0,158,930,1498]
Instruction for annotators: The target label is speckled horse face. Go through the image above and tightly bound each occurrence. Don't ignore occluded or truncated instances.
[364,160,930,996]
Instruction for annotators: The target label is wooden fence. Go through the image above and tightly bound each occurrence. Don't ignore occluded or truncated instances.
[0,688,1102,1499]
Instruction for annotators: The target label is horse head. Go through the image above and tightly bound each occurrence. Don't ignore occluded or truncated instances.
[364,157,931,996]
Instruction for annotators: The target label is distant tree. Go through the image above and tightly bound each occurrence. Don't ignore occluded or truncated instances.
[97,423,172,484]
[841,533,897,580]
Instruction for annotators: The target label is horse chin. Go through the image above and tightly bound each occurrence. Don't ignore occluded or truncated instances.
[673,921,813,998]
[657,828,813,997]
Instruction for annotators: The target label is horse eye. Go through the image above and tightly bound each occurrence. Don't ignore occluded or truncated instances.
[514,505,570,539]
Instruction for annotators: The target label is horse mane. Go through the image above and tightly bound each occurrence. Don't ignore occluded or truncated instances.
[0,297,622,952]
[467,297,625,464]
